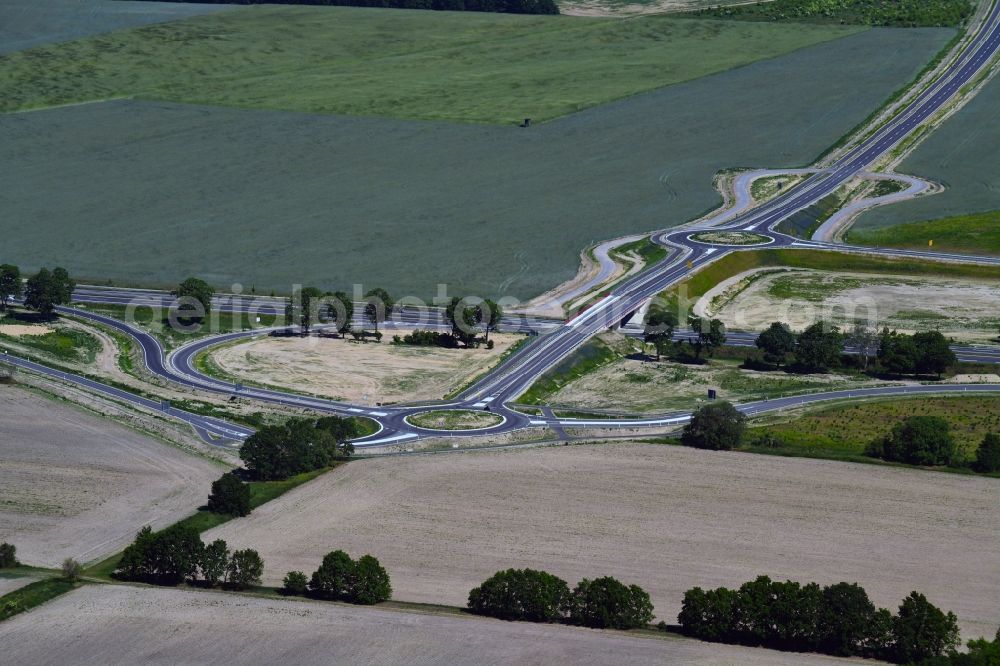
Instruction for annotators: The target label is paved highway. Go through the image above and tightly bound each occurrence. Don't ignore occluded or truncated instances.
[6,2,1000,448]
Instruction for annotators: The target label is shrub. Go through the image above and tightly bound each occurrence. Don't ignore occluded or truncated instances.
[61,558,82,582]
[866,416,956,466]
[282,570,309,596]
[468,568,571,622]
[0,542,17,568]
[974,432,1000,473]
[226,549,264,590]
[206,472,252,517]
[569,577,653,630]
[681,401,746,450]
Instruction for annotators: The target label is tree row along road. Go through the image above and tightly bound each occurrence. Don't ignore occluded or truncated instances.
[6,1,1000,448]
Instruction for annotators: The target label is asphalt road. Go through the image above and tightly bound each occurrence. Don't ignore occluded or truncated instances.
[6,1,1000,449]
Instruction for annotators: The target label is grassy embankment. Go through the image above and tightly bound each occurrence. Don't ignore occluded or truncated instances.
[689,0,974,27]
[847,210,1000,256]
[0,578,80,622]
[0,7,864,123]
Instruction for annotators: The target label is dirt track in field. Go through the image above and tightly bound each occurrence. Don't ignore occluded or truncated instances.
[0,385,222,566]
[206,443,1000,640]
[0,584,866,665]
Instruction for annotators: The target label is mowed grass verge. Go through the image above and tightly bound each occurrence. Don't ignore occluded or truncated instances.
[846,209,1000,256]
[0,6,865,122]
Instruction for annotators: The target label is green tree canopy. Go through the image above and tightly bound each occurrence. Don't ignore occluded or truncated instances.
[206,472,252,517]
[468,568,572,622]
[0,264,21,311]
[239,417,355,480]
[363,288,394,333]
[681,401,746,450]
[755,321,797,368]
[200,539,229,588]
[795,321,844,372]
[226,548,264,590]
[643,306,678,361]
[865,415,956,467]
[173,277,213,322]
[890,592,960,663]
[569,576,654,630]
[23,267,74,317]
[974,432,1000,473]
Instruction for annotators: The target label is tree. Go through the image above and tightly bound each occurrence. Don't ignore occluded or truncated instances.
[678,586,737,641]
[282,570,309,596]
[795,321,844,372]
[818,582,879,657]
[755,322,796,368]
[61,558,82,582]
[285,286,324,335]
[173,277,213,322]
[206,472,252,516]
[569,577,654,630]
[643,306,677,361]
[681,401,746,451]
[239,418,352,481]
[363,288,393,334]
[479,299,503,344]
[351,554,392,605]
[23,267,73,317]
[974,432,1000,473]
[913,330,956,377]
[322,290,354,337]
[114,524,204,586]
[0,543,17,568]
[878,329,918,375]
[890,592,960,663]
[0,264,21,311]
[200,539,229,588]
[846,323,879,371]
[689,316,726,358]
[445,297,482,347]
[468,569,571,622]
[866,415,956,467]
[226,549,264,590]
[309,550,356,600]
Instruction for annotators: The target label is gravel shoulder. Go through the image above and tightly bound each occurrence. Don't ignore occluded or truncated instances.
[0,584,869,665]
[205,442,1000,641]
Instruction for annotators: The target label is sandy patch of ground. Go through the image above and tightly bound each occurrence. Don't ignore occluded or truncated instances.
[0,324,52,336]
[947,374,1000,383]
[705,269,1000,341]
[0,385,223,566]
[0,574,37,596]
[0,584,868,665]
[206,443,999,640]
[209,333,522,404]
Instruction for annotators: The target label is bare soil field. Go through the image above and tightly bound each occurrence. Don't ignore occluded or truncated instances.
[0,584,866,665]
[206,443,1000,640]
[0,0,231,55]
[0,385,222,567]
[0,324,51,336]
[209,334,521,404]
[706,269,1000,340]
[0,28,950,300]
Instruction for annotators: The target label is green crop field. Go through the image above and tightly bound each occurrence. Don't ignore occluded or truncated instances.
[853,72,1000,233]
[0,26,950,300]
[0,0,231,55]
[0,6,866,123]
[847,209,1000,256]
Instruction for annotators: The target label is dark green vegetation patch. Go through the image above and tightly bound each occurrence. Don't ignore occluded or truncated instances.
[0,8,864,122]
[0,28,951,299]
[692,0,973,27]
